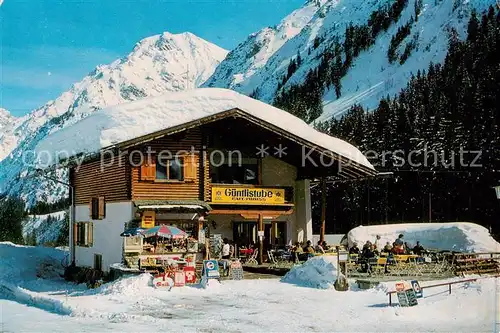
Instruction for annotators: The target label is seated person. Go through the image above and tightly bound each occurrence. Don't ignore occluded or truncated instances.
[349,243,360,255]
[361,241,375,259]
[360,241,376,273]
[291,242,303,262]
[404,242,414,254]
[315,241,325,254]
[303,240,315,256]
[383,242,393,253]
[394,234,404,248]
[413,241,425,256]
[392,241,405,255]
[322,241,330,251]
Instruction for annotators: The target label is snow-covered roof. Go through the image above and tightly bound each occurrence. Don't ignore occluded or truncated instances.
[35,88,374,170]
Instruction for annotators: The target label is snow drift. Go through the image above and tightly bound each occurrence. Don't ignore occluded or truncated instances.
[0,242,66,284]
[347,222,500,253]
[281,256,338,289]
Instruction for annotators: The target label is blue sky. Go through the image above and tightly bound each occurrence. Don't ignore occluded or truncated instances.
[0,0,303,117]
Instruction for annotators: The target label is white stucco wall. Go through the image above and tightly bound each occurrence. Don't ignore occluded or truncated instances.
[294,179,312,243]
[74,201,134,272]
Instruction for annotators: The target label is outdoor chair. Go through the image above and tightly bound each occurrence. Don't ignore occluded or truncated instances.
[267,250,278,269]
[367,258,384,276]
[246,249,258,266]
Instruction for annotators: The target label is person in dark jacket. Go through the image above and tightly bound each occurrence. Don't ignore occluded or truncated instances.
[349,243,360,255]
[413,241,425,256]
[360,241,375,273]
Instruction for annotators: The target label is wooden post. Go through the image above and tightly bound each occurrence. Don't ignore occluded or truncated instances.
[258,214,264,265]
[320,177,326,242]
[271,221,277,246]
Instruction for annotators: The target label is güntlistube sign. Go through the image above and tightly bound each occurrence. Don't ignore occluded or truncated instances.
[211,186,285,205]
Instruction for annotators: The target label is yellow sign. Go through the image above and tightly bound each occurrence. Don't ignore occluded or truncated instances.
[141,211,155,228]
[211,186,285,205]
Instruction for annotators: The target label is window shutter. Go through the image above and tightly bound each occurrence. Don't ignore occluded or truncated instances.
[73,223,78,246]
[183,154,197,181]
[78,223,84,246]
[88,222,94,247]
[98,197,105,220]
[89,200,92,219]
[140,157,156,181]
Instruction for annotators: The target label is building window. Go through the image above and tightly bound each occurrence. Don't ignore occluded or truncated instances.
[94,254,102,271]
[75,222,93,247]
[212,164,258,184]
[140,154,196,182]
[90,197,105,220]
[156,157,184,181]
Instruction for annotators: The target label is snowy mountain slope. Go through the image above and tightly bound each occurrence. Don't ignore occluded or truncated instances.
[205,0,495,121]
[0,32,227,205]
[0,108,26,160]
[23,211,67,245]
[203,0,328,90]
[318,0,495,120]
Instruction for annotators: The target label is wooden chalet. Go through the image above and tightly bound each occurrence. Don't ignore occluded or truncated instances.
[50,89,376,272]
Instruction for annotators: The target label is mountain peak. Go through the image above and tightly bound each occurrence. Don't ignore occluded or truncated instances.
[0,31,228,204]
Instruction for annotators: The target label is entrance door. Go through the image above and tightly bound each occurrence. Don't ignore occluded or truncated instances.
[265,222,287,247]
[232,222,256,248]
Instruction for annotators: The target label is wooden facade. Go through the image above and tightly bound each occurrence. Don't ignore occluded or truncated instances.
[70,114,375,207]
[72,154,130,205]
[129,128,210,202]
[71,128,212,204]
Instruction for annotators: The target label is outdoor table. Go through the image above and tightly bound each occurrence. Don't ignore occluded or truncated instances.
[394,254,418,262]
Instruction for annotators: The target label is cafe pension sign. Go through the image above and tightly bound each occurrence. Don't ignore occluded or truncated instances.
[211,186,285,205]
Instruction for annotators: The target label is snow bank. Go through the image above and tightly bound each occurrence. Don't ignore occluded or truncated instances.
[35,88,373,170]
[94,274,153,297]
[348,222,500,253]
[0,242,67,283]
[280,256,338,289]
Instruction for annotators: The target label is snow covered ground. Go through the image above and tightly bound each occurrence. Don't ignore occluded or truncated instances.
[1,242,499,332]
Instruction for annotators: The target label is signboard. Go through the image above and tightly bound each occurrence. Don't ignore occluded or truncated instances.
[174,271,186,287]
[184,266,196,284]
[405,288,418,306]
[203,260,220,279]
[230,261,244,280]
[141,211,155,228]
[338,252,349,261]
[153,274,173,290]
[411,280,423,298]
[397,291,409,307]
[211,186,285,205]
[396,281,418,307]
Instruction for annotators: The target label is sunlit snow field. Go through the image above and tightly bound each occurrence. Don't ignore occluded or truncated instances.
[1,243,499,332]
